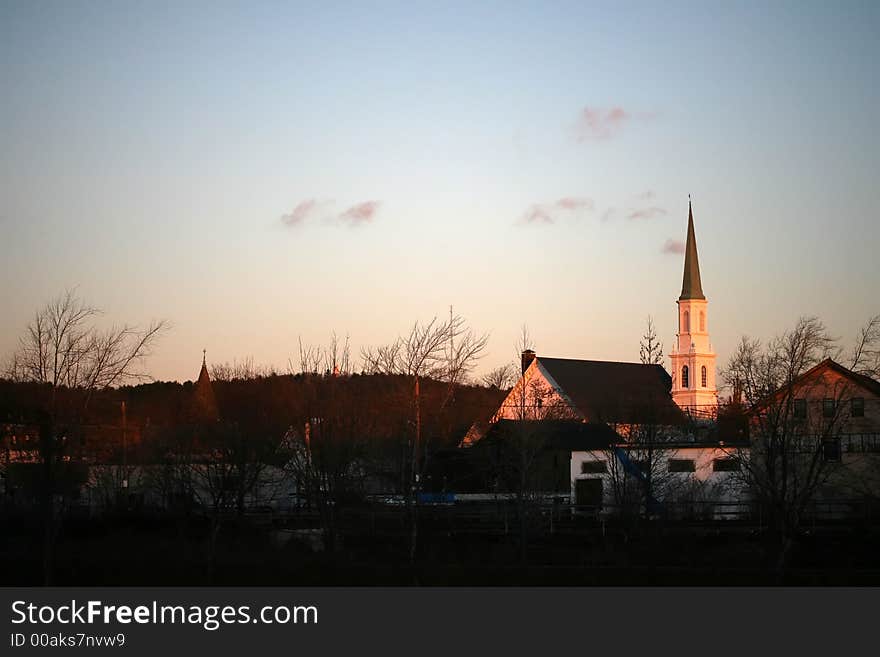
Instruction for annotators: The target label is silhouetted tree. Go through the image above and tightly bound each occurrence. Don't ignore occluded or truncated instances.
[639,315,664,365]
[4,289,167,584]
[481,364,517,390]
[721,316,848,574]
[361,312,489,563]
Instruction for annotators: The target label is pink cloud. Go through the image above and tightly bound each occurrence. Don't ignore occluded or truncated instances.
[573,106,659,142]
[575,106,630,142]
[661,239,685,254]
[628,207,667,220]
[338,200,380,226]
[281,199,318,227]
[555,197,594,211]
[521,205,555,225]
[519,197,593,225]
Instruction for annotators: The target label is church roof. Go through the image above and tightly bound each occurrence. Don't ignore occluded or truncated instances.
[193,351,219,422]
[537,357,686,425]
[197,358,211,388]
[679,199,705,301]
[486,419,621,451]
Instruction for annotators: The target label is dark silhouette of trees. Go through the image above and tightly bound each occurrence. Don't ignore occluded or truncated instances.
[721,317,849,573]
[3,290,167,584]
[361,312,489,562]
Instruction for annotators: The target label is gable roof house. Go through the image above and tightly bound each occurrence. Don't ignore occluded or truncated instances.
[747,358,880,502]
[455,352,693,499]
[490,351,686,432]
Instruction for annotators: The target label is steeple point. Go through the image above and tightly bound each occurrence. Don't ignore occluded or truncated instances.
[679,198,705,300]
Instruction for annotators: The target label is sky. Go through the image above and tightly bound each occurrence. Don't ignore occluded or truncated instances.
[1,1,878,384]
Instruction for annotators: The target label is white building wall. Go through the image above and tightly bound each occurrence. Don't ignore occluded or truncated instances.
[570,446,750,517]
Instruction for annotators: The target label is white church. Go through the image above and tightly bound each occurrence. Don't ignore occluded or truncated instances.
[488,198,719,427]
[468,200,746,511]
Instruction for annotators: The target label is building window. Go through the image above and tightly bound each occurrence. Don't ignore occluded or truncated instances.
[581,461,607,474]
[683,311,690,332]
[701,365,707,388]
[851,398,865,418]
[712,458,739,472]
[699,311,705,332]
[682,365,689,389]
[822,439,841,462]
[668,459,696,473]
[793,399,806,419]
[823,398,835,419]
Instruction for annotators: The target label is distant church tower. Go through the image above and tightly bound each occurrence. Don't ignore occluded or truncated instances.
[670,199,718,416]
[193,349,219,422]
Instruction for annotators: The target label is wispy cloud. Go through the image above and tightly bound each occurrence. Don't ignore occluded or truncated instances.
[661,239,685,254]
[281,199,380,228]
[338,200,381,227]
[575,106,629,142]
[628,206,667,220]
[601,207,616,222]
[281,199,320,227]
[573,106,657,142]
[521,205,555,224]
[636,190,656,201]
[518,197,593,225]
[555,197,593,211]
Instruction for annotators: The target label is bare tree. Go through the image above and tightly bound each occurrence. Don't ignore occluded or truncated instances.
[6,290,167,401]
[639,315,664,365]
[720,316,847,574]
[481,364,518,390]
[360,312,489,563]
[850,314,880,379]
[602,421,676,522]
[295,336,324,375]
[291,333,352,376]
[211,356,275,382]
[4,289,168,584]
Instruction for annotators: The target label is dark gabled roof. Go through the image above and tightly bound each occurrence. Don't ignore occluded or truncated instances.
[680,199,705,301]
[754,358,880,412]
[538,357,686,425]
[486,419,620,451]
[793,358,880,397]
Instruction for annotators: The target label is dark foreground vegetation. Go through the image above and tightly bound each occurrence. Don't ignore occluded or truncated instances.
[4,504,880,586]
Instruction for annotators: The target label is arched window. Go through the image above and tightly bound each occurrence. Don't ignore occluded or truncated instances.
[683,311,690,333]
[682,365,689,389]
[701,365,707,388]
[699,311,705,332]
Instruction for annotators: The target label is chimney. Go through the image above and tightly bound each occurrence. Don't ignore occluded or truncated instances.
[521,350,536,374]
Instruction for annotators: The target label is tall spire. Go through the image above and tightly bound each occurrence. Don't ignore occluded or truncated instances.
[194,349,219,422]
[679,197,705,300]
[198,349,210,383]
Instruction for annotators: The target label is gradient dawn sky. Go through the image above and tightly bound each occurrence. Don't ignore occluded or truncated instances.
[2,1,878,384]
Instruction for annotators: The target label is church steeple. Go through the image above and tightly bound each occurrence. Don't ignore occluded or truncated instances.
[198,348,209,385]
[193,349,219,422]
[670,197,717,416]
[679,198,705,301]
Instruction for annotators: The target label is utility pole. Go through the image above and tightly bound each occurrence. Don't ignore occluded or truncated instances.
[121,400,128,491]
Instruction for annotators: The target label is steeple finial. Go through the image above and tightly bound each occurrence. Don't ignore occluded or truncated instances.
[202,349,206,367]
[679,198,705,300]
